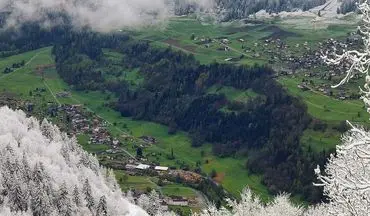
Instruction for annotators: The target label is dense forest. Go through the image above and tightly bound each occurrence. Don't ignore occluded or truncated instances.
[337,0,358,14]
[0,107,146,216]
[212,0,359,20]
[49,28,334,203]
[215,0,327,20]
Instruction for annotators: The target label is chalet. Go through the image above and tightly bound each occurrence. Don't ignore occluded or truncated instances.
[136,164,150,170]
[166,197,189,206]
[155,166,169,172]
[56,91,70,98]
[140,136,157,144]
[297,84,309,91]
[112,139,120,146]
[221,39,229,44]
[125,164,137,170]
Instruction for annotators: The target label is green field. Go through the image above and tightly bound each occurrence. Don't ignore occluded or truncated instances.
[132,16,357,66]
[0,47,269,199]
[278,77,368,124]
[207,85,259,103]
[0,16,363,203]
[114,170,158,191]
[301,129,340,152]
[162,184,197,198]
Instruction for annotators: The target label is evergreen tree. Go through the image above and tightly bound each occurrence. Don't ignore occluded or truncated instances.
[72,185,81,207]
[8,177,28,212]
[31,185,52,216]
[21,152,31,183]
[96,196,108,216]
[56,182,73,216]
[82,179,95,212]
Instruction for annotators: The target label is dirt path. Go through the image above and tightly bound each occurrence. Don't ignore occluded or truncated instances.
[0,50,47,80]
[43,80,61,106]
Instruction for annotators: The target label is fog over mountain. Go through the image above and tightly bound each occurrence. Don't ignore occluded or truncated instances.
[0,0,215,32]
[0,106,147,216]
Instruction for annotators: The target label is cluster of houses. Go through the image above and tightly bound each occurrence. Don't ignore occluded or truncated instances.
[130,191,191,209]
[297,80,358,100]
[56,91,71,98]
[60,104,120,148]
[124,162,203,184]
[139,135,157,145]
[125,163,169,172]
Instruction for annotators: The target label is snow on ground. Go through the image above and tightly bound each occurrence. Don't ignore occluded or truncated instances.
[251,0,360,30]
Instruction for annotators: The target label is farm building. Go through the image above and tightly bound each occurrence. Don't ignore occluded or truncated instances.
[125,164,137,170]
[155,166,169,171]
[166,197,189,206]
[136,164,150,170]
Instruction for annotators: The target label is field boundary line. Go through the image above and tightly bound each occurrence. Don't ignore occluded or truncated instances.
[43,80,61,106]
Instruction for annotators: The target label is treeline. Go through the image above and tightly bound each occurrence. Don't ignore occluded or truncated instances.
[337,0,358,14]
[0,12,72,58]
[216,0,326,20]
[51,31,331,203]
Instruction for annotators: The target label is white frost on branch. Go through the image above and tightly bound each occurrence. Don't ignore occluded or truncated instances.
[0,106,148,216]
[313,122,370,216]
[193,188,303,216]
[323,0,370,113]
[313,1,370,215]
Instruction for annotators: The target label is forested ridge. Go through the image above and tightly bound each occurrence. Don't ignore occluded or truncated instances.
[213,0,359,20]
[48,29,331,203]
[216,0,326,20]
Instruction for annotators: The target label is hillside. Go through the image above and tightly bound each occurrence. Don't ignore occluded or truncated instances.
[0,106,147,216]
[215,0,358,20]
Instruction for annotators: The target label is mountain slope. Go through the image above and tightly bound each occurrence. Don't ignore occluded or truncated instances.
[0,106,147,216]
[215,0,327,20]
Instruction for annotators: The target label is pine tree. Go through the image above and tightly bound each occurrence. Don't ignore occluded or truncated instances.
[96,196,108,216]
[31,184,52,216]
[72,185,81,207]
[82,179,95,212]
[8,176,28,212]
[56,182,73,216]
[21,152,31,183]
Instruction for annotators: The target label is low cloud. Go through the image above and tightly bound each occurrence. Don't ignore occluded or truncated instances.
[0,0,215,32]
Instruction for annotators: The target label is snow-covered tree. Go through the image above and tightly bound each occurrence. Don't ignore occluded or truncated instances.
[138,190,170,216]
[0,106,148,216]
[56,182,73,216]
[96,196,108,216]
[8,176,28,212]
[82,178,95,212]
[313,1,370,215]
[323,0,370,113]
[194,188,302,216]
[313,123,370,215]
[72,185,82,208]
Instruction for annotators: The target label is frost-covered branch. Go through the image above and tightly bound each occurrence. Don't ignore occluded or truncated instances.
[0,106,147,216]
[323,0,370,113]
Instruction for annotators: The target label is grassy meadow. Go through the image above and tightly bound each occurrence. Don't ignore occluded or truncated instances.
[0,16,364,202]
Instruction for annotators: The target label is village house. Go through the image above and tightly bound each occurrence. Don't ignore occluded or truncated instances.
[136,164,150,170]
[155,166,169,172]
[140,136,157,144]
[165,197,189,206]
[221,38,229,44]
[56,91,71,98]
